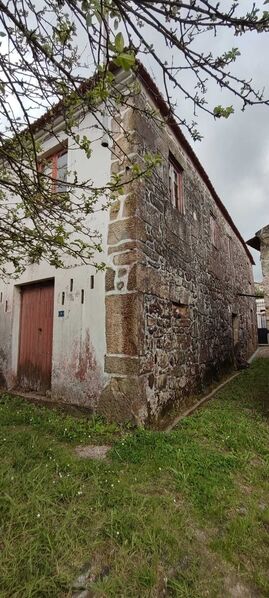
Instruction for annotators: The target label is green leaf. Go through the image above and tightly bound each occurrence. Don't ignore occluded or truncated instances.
[81,0,89,9]
[114,32,124,53]
[213,105,234,119]
[114,52,135,71]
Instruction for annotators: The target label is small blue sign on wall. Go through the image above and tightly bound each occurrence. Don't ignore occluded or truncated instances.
[58,310,64,318]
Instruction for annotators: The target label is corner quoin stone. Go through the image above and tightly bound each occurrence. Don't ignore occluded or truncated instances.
[105,293,139,356]
[104,355,140,375]
[107,217,147,245]
[105,268,115,292]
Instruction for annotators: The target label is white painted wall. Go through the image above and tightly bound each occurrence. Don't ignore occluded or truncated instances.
[0,109,112,407]
[256,297,266,328]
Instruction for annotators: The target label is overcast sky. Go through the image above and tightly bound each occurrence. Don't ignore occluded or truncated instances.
[142,8,269,281]
[189,30,269,282]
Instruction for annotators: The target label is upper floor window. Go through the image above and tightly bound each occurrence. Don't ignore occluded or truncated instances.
[169,154,184,213]
[210,213,219,249]
[40,147,68,192]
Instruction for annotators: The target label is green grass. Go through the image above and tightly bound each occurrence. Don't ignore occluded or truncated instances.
[0,359,269,597]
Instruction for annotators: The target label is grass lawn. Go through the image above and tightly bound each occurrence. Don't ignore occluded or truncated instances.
[1,359,269,597]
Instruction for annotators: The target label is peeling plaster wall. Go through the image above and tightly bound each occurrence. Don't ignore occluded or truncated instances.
[0,300,12,388]
[51,268,105,406]
[0,110,110,408]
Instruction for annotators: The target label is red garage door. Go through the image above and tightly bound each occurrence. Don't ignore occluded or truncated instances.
[18,280,54,393]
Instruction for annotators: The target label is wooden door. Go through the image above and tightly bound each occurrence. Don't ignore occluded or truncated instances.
[18,280,54,392]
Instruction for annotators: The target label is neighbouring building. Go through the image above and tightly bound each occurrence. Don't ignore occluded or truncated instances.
[248,227,269,344]
[0,64,257,424]
[256,295,267,345]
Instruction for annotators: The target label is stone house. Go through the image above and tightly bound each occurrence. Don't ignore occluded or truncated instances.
[0,64,257,424]
[248,226,269,344]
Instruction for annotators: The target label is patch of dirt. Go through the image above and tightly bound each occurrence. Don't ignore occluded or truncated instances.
[256,347,269,359]
[71,549,113,597]
[224,574,256,597]
[236,481,253,495]
[250,456,264,467]
[74,445,111,460]
[186,524,258,598]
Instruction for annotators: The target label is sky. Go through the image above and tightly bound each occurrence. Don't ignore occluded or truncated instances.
[141,6,269,281]
[189,31,269,282]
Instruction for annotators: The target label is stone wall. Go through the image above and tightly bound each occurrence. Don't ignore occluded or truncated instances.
[99,86,257,424]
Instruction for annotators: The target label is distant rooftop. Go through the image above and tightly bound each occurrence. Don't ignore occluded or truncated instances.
[247,224,269,252]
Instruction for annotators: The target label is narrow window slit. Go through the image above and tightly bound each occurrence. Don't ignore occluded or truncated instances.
[5,300,8,312]
[169,153,184,213]
[0,292,2,302]
[62,292,65,305]
[70,279,73,292]
[172,301,188,319]
[81,289,84,304]
[90,275,94,289]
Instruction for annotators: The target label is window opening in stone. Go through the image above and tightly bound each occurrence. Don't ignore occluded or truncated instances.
[5,300,8,312]
[81,289,85,304]
[70,279,73,292]
[0,292,2,302]
[90,275,94,289]
[172,301,188,319]
[227,236,232,259]
[169,153,184,213]
[232,313,239,345]
[62,292,65,305]
[210,214,219,249]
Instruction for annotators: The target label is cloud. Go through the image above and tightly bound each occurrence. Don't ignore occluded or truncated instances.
[186,31,269,281]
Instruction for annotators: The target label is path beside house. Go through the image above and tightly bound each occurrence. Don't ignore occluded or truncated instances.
[254,346,269,359]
